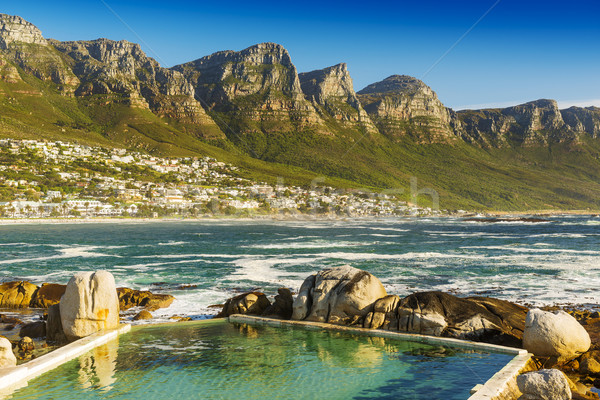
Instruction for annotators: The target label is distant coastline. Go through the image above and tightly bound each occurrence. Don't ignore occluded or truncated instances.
[0,210,599,225]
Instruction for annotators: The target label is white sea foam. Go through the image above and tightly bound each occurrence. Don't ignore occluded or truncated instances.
[358,233,404,238]
[229,256,317,286]
[462,245,600,254]
[0,245,116,265]
[242,241,367,249]
[157,241,189,246]
[365,227,410,233]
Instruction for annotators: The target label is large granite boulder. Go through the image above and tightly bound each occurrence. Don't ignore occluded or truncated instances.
[30,283,66,308]
[60,271,120,341]
[292,266,387,325]
[394,292,528,346]
[516,369,572,400]
[0,281,38,308]
[216,292,271,318]
[523,309,591,360]
[117,288,174,311]
[262,288,294,319]
[0,336,16,368]
[363,295,401,330]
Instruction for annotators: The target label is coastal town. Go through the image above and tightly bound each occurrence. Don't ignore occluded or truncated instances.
[0,139,440,219]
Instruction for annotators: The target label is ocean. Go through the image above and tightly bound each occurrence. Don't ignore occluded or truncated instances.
[1,216,599,322]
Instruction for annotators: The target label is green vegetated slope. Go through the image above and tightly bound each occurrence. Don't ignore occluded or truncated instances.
[1,14,600,211]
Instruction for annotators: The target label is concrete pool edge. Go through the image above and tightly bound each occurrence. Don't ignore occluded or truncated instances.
[228,315,533,400]
[0,324,131,396]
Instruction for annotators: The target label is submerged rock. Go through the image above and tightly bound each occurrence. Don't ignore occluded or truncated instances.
[291,265,387,325]
[262,288,294,320]
[217,292,271,318]
[60,271,120,342]
[523,309,591,360]
[516,369,572,400]
[0,281,38,308]
[0,336,16,368]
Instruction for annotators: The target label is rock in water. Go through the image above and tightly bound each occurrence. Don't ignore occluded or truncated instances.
[292,265,387,325]
[0,336,16,368]
[132,310,153,321]
[60,271,120,341]
[0,281,38,308]
[117,288,174,311]
[216,292,271,318]
[516,369,572,400]
[523,309,591,360]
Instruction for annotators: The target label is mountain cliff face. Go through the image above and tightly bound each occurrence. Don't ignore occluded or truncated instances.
[357,75,456,143]
[2,13,600,210]
[52,39,224,139]
[0,14,78,90]
[0,14,46,48]
[298,63,377,134]
[457,100,581,147]
[173,43,323,137]
[562,106,600,139]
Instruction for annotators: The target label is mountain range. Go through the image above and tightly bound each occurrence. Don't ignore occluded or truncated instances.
[1,13,600,210]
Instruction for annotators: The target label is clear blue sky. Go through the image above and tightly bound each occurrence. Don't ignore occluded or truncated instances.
[3,0,599,110]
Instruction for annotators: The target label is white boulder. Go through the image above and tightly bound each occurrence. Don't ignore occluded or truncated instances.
[292,265,387,325]
[60,271,119,341]
[523,309,590,360]
[516,369,571,400]
[0,337,16,368]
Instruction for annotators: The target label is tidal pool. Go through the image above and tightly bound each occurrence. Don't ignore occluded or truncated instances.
[8,320,513,399]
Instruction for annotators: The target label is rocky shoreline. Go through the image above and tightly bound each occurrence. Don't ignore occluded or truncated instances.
[1,267,600,399]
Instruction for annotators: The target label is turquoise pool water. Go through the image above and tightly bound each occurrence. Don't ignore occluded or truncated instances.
[8,320,513,400]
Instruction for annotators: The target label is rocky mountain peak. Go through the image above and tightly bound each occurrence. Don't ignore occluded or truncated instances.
[502,99,569,144]
[172,42,322,132]
[357,75,427,95]
[299,63,353,102]
[457,99,579,147]
[357,75,455,143]
[298,63,376,131]
[0,14,47,49]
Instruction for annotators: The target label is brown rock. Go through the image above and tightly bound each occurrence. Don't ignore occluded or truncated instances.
[216,292,271,318]
[396,292,528,347]
[581,358,600,376]
[19,321,46,338]
[17,336,34,353]
[0,313,23,325]
[0,281,38,308]
[30,283,66,308]
[133,310,153,321]
[262,288,294,319]
[117,287,174,311]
